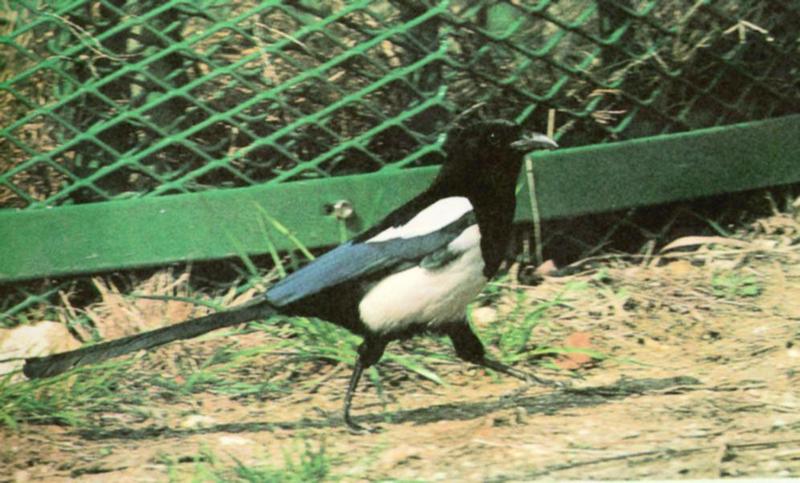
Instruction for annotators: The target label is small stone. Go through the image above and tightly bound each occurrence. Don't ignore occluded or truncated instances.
[0,322,81,378]
[180,414,216,429]
[219,435,254,446]
[471,306,498,325]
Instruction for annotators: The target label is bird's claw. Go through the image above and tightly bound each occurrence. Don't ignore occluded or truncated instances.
[523,372,570,389]
[479,358,568,389]
[345,418,381,435]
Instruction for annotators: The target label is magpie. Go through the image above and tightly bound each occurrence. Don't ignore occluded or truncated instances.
[24,119,558,432]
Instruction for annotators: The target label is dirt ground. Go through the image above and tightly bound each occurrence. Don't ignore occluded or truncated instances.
[2,212,800,481]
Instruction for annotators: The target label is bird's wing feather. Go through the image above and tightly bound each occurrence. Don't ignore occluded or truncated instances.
[265,210,477,306]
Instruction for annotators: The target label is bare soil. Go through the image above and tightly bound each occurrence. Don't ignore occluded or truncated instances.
[2,215,800,481]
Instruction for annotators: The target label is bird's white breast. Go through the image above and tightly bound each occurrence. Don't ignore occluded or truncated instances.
[358,224,487,335]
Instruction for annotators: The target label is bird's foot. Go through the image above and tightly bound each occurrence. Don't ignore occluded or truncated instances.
[519,370,569,389]
[479,358,568,389]
[344,416,381,435]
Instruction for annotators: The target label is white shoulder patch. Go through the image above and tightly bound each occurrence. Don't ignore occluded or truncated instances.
[368,196,473,243]
[359,223,487,334]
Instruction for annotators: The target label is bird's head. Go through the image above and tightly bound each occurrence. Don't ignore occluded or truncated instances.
[437,119,558,197]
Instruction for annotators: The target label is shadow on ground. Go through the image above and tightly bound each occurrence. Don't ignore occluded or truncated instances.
[75,375,701,440]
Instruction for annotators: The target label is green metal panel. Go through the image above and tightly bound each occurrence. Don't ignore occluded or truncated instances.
[2,115,799,283]
[0,168,436,282]
[518,113,800,220]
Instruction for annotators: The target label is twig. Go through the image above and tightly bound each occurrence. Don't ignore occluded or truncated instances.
[254,22,312,54]
[567,244,798,269]
[522,109,556,268]
[307,364,344,394]
[528,446,716,477]
[45,14,135,61]
[727,438,800,450]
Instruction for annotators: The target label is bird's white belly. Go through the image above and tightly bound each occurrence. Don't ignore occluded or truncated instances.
[358,225,487,335]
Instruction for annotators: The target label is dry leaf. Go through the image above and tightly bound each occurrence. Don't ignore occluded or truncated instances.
[661,236,750,253]
[554,331,594,370]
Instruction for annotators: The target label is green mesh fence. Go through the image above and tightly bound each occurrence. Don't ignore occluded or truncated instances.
[1,0,799,322]
[3,0,798,209]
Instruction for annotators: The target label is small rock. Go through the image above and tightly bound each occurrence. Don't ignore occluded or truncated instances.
[514,406,528,425]
[536,259,558,276]
[663,260,694,277]
[554,331,594,370]
[180,414,216,429]
[0,322,81,378]
[219,435,254,446]
[471,306,498,326]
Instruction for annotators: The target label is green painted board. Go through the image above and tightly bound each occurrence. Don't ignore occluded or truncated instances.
[0,169,437,282]
[2,114,799,282]
[523,113,800,220]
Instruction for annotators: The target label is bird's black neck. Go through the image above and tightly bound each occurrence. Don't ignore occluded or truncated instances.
[355,162,521,278]
[472,190,516,278]
[428,172,519,278]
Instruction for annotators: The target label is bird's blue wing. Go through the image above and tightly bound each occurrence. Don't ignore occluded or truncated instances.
[265,211,476,307]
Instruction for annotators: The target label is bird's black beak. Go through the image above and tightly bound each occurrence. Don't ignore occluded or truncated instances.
[510,132,558,152]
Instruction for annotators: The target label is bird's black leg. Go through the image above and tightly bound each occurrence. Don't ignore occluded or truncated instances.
[445,320,562,388]
[343,337,387,434]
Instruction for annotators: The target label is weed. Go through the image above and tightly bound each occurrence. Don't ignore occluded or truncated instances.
[711,271,762,299]
[0,360,134,429]
[170,439,332,482]
[252,204,316,262]
[273,316,447,386]
[479,281,581,365]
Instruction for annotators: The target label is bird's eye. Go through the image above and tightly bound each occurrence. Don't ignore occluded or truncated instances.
[487,132,500,145]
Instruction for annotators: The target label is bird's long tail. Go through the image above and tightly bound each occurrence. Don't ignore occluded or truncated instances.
[23,301,277,379]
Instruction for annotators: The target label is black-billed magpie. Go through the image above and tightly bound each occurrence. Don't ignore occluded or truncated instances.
[24,119,558,432]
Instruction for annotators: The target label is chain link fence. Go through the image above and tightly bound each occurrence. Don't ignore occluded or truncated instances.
[2,0,799,323]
